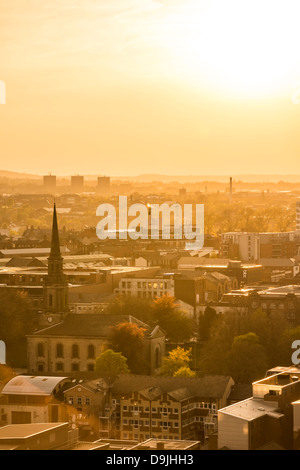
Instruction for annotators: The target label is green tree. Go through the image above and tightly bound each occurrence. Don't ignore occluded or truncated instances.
[198,305,217,341]
[95,349,129,385]
[108,322,146,374]
[278,326,300,366]
[161,347,193,376]
[153,295,195,343]
[173,366,196,378]
[106,296,154,325]
[226,333,268,383]
[0,290,35,367]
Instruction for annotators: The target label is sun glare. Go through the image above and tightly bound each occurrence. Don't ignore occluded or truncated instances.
[166,0,300,98]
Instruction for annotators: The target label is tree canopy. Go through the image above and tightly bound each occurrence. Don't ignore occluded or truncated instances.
[108,322,146,374]
[161,347,194,377]
[95,349,130,384]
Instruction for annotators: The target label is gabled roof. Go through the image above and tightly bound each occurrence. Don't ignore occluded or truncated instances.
[109,374,233,399]
[31,314,160,338]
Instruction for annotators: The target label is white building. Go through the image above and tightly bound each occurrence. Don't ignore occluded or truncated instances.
[115,276,174,299]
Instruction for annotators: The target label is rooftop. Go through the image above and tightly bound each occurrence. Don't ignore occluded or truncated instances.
[0,423,68,440]
[219,398,284,422]
[1,376,68,396]
[31,314,156,338]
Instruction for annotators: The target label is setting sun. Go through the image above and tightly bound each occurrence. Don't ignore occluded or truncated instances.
[168,0,300,97]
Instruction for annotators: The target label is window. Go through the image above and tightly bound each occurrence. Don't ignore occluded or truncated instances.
[72,344,79,359]
[87,363,94,372]
[85,397,91,405]
[155,346,161,369]
[37,343,45,358]
[56,344,64,359]
[72,363,79,372]
[123,406,128,411]
[56,363,64,372]
[68,397,74,405]
[38,364,44,372]
[87,345,95,359]
[77,397,82,406]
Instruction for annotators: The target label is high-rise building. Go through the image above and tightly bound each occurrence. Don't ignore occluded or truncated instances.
[43,175,56,191]
[71,175,84,192]
[97,176,111,193]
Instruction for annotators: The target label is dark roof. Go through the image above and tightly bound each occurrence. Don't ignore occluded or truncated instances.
[227,384,252,403]
[32,314,157,338]
[6,257,46,268]
[108,373,233,399]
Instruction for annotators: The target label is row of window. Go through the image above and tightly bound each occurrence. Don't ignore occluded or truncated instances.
[181,403,217,413]
[123,406,179,414]
[121,291,167,299]
[37,363,95,373]
[123,419,179,428]
[121,282,169,290]
[67,397,91,406]
[37,343,96,360]
[122,433,180,440]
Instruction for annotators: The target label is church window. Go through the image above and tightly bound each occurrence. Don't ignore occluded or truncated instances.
[56,343,64,358]
[72,344,79,359]
[37,343,45,357]
[87,344,95,359]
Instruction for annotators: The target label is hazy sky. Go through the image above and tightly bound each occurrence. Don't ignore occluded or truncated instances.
[1,0,300,176]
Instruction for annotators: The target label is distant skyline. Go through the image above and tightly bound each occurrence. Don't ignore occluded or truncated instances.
[1,1,300,175]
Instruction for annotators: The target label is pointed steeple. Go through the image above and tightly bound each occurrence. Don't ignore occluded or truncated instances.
[50,203,61,259]
[43,204,69,318]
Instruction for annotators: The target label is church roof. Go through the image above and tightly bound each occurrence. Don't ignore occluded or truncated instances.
[31,314,161,338]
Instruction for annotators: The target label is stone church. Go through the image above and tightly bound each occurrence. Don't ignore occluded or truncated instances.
[27,205,165,376]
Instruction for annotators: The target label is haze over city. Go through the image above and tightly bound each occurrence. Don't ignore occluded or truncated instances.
[3,0,300,453]
[2,0,300,175]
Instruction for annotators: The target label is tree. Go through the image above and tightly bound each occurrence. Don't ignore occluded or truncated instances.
[153,295,195,344]
[161,347,193,376]
[278,326,300,366]
[108,322,146,374]
[173,366,196,378]
[0,290,35,367]
[198,305,217,341]
[226,333,268,383]
[0,365,15,385]
[106,296,154,325]
[95,349,129,385]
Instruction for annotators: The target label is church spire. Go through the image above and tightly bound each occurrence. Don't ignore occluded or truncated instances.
[50,203,61,258]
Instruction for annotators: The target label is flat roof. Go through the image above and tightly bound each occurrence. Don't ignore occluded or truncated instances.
[219,398,284,422]
[0,423,68,440]
[129,439,200,450]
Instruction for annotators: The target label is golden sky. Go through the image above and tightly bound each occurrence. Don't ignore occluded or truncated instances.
[1,0,300,176]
